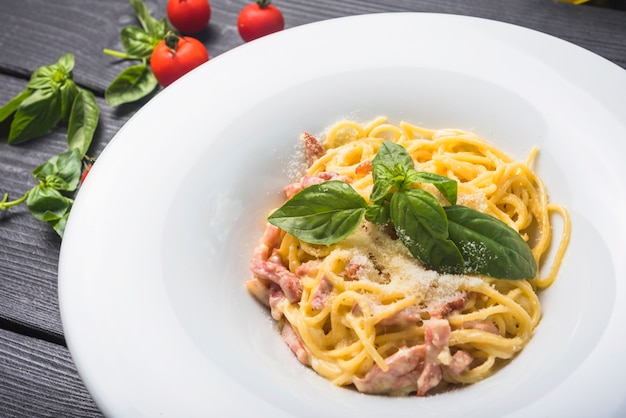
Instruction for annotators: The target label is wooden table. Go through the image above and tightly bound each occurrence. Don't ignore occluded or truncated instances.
[0,0,624,416]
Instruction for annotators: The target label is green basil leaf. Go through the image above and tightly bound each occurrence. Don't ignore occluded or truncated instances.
[32,149,82,192]
[406,170,458,205]
[105,64,158,107]
[0,89,31,124]
[373,141,415,174]
[390,189,463,273]
[9,86,62,144]
[129,0,165,38]
[444,205,537,279]
[268,180,368,245]
[56,53,75,74]
[26,184,73,222]
[27,54,74,91]
[60,79,79,122]
[365,202,390,226]
[27,66,57,90]
[50,211,70,237]
[67,89,100,156]
[370,163,396,203]
[120,26,158,59]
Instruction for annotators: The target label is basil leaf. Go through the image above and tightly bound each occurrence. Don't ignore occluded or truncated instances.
[27,54,74,91]
[105,64,158,107]
[120,26,158,59]
[26,184,73,222]
[390,189,463,273]
[406,170,458,205]
[365,202,390,226]
[26,184,73,237]
[60,79,79,122]
[444,205,537,279]
[373,141,414,174]
[55,53,75,74]
[9,86,62,144]
[268,180,368,245]
[129,0,166,39]
[0,89,31,123]
[27,66,58,90]
[370,163,396,202]
[67,89,99,156]
[32,149,82,192]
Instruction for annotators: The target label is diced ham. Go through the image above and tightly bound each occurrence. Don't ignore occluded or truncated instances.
[377,292,468,327]
[283,172,352,199]
[302,132,325,167]
[344,254,369,281]
[281,322,311,366]
[252,223,283,261]
[378,305,424,327]
[463,319,500,335]
[417,319,451,396]
[355,160,372,176]
[295,259,322,278]
[310,275,333,310]
[428,292,469,318]
[353,345,425,396]
[446,350,473,377]
[268,284,285,320]
[250,255,302,303]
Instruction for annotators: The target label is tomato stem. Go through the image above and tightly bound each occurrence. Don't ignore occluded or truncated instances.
[164,32,180,54]
[256,0,272,8]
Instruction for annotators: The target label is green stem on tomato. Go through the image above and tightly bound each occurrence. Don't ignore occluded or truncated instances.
[0,191,29,210]
[163,31,180,53]
[256,0,272,8]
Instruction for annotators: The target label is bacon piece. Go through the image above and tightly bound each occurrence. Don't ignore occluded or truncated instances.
[353,345,425,396]
[463,319,499,335]
[344,254,369,281]
[429,292,468,318]
[377,292,468,327]
[268,284,285,320]
[250,256,302,303]
[355,160,372,176]
[446,350,473,377]
[295,259,321,278]
[283,172,352,199]
[302,132,325,166]
[417,319,451,396]
[252,223,283,261]
[281,322,311,366]
[310,276,333,310]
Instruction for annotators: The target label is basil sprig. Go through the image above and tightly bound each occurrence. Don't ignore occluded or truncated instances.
[0,54,99,237]
[103,0,167,106]
[268,141,537,280]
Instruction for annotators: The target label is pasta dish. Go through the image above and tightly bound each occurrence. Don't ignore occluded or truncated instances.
[246,117,570,396]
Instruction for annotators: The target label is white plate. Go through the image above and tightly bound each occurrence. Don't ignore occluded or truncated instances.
[59,13,626,418]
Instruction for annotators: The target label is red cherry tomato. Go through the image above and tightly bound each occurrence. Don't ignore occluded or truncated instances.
[237,0,285,42]
[150,33,209,87]
[167,0,211,34]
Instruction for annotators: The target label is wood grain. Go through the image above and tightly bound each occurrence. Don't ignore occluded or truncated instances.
[0,328,102,417]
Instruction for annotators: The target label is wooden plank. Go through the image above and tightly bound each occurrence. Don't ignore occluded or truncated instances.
[0,0,623,96]
[0,328,102,417]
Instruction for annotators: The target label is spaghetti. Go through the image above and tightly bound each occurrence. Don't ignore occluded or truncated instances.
[247,117,570,396]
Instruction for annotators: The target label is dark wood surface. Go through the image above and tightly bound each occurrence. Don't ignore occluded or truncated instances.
[0,0,624,416]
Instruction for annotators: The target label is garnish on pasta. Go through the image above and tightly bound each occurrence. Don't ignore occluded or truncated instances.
[247,117,570,396]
